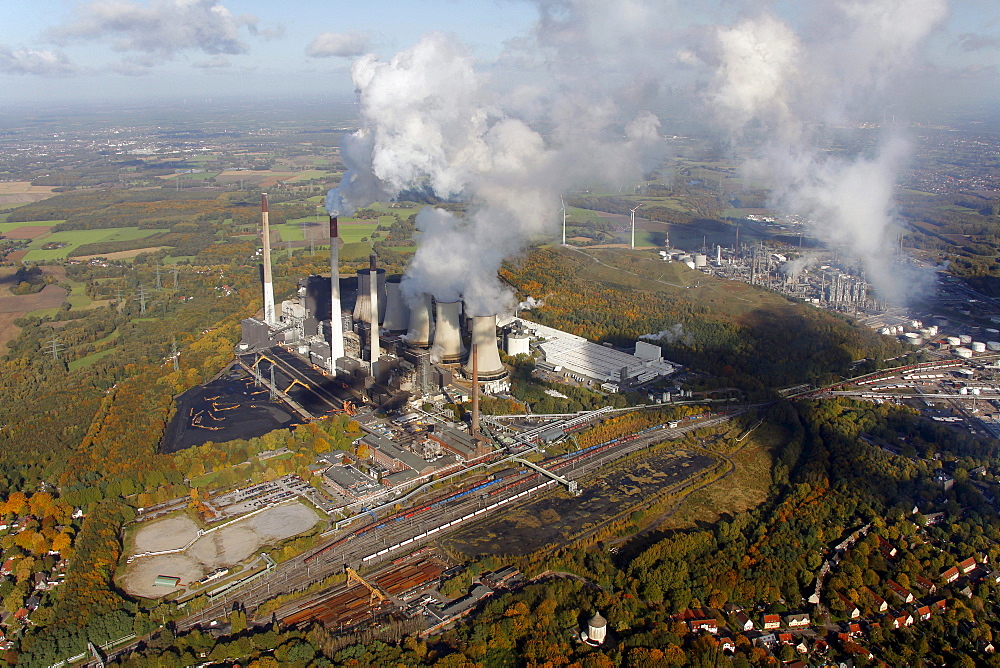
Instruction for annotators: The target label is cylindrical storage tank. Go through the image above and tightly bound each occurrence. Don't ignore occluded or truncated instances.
[960,334,973,345]
[694,254,708,268]
[880,327,892,336]
[947,336,962,346]
[987,341,1000,351]
[927,325,939,336]
[684,260,696,270]
[405,293,433,347]
[955,347,973,359]
[904,334,923,346]
[911,320,922,329]
[381,276,410,333]
[960,386,969,395]
[463,315,507,380]
[986,328,999,338]
[353,268,386,323]
[432,300,465,364]
[972,341,987,353]
[506,333,530,357]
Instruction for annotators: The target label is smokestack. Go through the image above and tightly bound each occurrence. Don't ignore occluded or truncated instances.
[405,293,433,347]
[382,276,410,333]
[471,343,480,437]
[328,216,344,365]
[432,300,465,364]
[369,255,380,374]
[261,193,276,326]
[463,314,505,379]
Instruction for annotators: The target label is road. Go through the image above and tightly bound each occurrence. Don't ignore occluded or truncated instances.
[168,409,747,633]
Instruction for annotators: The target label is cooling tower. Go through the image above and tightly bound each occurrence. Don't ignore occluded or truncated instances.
[463,315,505,380]
[328,216,344,363]
[261,194,276,326]
[382,275,410,333]
[353,266,386,323]
[406,293,433,347]
[432,300,465,364]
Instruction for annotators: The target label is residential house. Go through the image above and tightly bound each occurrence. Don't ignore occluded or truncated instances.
[688,618,718,634]
[876,535,898,558]
[784,613,810,628]
[847,622,864,637]
[917,605,932,621]
[914,575,937,595]
[891,612,914,629]
[718,635,736,654]
[778,632,794,645]
[837,592,861,619]
[960,556,978,574]
[933,599,948,613]
[864,587,888,613]
[0,560,12,577]
[843,641,874,661]
[886,579,914,603]
[960,585,974,598]
[924,512,945,525]
[752,632,777,648]
[734,611,753,632]
[763,614,781,630]
[942,565,960,584]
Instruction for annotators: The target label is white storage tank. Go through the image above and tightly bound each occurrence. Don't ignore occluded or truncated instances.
[955,347,974,359]
[947,336,962,346]
[506,332,530,357]
[904,333,923,345]
[960,334,973,344]
[694,254,708,268]
[684,260,696,270]
[986,328,1000,338]
[972,341,987,353]
[987,341,1000,352]
[880,327,892,336]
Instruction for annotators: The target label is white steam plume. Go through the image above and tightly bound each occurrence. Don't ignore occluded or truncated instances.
[326,32,662,315]
[703,0,948,305]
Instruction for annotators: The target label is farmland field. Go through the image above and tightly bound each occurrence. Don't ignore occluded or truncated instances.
[0,181,58,206]
[21,227,167,261]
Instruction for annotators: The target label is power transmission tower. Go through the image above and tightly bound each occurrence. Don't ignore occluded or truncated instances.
[269,365,277,400]
[138,285,148,314]
[155,264,162,290]
[172,337,180,371]
[47,334,65,361]
[172,266,178,290]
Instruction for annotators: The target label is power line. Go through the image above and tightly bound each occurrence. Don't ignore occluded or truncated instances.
[47,334,65,362]
[138,285,148,314]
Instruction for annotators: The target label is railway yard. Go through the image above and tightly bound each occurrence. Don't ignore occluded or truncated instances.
[170,410,742,635]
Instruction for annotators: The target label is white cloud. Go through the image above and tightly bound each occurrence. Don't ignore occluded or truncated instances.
[194,55,232,69]
[50,0,259,58]
[307,31,371,58]
[0,46,75,76]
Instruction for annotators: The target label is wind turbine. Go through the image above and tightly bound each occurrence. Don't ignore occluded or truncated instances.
[630,203,642,250]
[560,197,567,246]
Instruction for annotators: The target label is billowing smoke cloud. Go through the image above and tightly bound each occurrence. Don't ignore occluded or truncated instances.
[781,253,820,280]
[50,0,259,59]
[517,296,545,311]
[641,324,693,346]
[326,31,662,315]
[702,0,948,304]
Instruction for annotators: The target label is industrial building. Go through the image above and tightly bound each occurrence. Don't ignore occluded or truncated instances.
[503,318,678,391]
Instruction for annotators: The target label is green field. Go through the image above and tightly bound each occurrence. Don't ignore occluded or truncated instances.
[22,227,167,261]
[276,219,378,244]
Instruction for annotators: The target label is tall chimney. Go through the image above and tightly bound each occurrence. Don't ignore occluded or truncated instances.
[369,255,380,375]
[432,301,465,364]
[463,314,505,379]
[261,193,276,326]
[328,216,344,365]
[471,343,480,438]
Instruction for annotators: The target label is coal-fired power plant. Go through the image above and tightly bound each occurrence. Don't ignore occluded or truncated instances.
[381,276,409,333]
[464,315,505,381]
[260,194,276,326]
[406,294,433,347]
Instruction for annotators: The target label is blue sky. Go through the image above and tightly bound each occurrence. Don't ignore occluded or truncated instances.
[0,0,997,114]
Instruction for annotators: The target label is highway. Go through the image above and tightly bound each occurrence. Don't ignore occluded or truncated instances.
[172,408,746,633]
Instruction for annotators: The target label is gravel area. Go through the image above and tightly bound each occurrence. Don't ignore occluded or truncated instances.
[119,502,321,598]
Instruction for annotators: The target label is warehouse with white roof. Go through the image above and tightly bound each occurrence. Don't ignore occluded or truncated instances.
[507,319,678,389]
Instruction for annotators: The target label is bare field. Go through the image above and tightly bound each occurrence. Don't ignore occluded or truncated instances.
[119,502,321,598]
[0,182,58,206]
[0,313,20,351]
[73,246,171,262]
[0,284,67,313]
[2,226,51,240]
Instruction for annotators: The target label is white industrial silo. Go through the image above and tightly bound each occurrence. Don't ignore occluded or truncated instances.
[987,341,1000,352]
[972,341,987,353]
[463,315,506,380]
[382,275,410,333]
[406,293,433,347]
[432,300,466,364]
[506,331,530,357]
[960,334,973,345]
[587,612,607,645]
[947,336,962,346]
[955,347,974,359]
[694,253,708,268]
